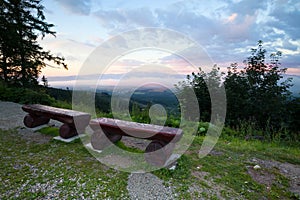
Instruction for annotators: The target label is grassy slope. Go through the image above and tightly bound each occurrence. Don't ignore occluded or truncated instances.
[154,137,300,199]
[0,128,129,199]
[0,128,299,199]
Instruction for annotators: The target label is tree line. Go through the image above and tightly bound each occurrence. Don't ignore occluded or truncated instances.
[177,40,299,140]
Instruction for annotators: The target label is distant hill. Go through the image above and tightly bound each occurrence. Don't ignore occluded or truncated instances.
[46,73,299,97]
[45,87,111,113]
[129,85,180,115]
[45,84,180,115]
[285,74,300,96]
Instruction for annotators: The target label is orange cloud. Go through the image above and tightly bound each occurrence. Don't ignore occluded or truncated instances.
[286,67,300,75]
[226,13,238,23]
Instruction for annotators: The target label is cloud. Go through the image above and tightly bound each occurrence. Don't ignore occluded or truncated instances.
[39,35,96,76]
[219,14,258,42]
[93,7,158,32]
[229,0,266,17]
[44,7,54,15]
[225,13,238,23]
[243,0,300,48]
[267,1,300,40]
[277,48,299,56]
[287,68,300,75]
[114,59,146,67]
[92,1,261,45]
[51,0,300,76]
[54,0,91,15]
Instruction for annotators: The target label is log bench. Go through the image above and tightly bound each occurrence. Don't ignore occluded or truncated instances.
[22,104,91,139]
[89,118,183,166]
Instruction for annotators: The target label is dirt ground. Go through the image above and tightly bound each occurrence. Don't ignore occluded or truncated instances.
[248,158,300,196]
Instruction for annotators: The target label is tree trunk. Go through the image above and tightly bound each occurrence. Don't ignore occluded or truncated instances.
[1,56,8,83]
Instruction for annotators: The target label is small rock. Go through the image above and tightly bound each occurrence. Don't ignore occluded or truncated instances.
[253,165,261,170]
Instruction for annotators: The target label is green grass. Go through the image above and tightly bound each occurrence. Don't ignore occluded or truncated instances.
[37,126,60,137]
[154,136,300,199]
[114,141,144,154]
[0,127,299,199]
[217,138,300,165]
[0,128,129,199]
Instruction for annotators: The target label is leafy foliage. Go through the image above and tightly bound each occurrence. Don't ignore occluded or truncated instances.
[241,40,292,130]
[0,80,55,105]
[178,41,299,141]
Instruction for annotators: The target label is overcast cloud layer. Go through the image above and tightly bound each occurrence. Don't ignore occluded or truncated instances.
[48,0,300,75]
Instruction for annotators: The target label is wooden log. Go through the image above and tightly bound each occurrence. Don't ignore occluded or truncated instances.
[22,104,91,129]
[144,140,175,167]
[59,123,78,139]
[22,104,91,139]
[91,130,122,150]
[23,114,50,128]
[89,118,183,143]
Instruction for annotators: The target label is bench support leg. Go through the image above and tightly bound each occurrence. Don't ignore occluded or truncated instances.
[23,114,50,128]
[59,124,78,139]
[91,130,122,150]
[144,140,175,167]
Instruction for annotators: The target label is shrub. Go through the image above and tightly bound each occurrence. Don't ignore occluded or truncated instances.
[0,84,55,105]
[196,122,209,136]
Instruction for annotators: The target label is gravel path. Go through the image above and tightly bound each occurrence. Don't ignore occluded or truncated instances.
[0,101,175,199]
[127,173,175,200]
[0,101,25,130]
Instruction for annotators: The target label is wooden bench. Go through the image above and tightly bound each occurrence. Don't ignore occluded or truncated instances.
[89,118,183,166]
[22,104,91,139]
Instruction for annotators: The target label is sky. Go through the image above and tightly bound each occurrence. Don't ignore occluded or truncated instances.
[38,0,300,89]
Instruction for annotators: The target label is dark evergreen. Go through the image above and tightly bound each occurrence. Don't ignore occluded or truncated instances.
[41,75,48,87]
[0,0,67,86]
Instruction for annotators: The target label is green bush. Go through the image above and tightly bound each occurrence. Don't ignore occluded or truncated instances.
[0,83,55,105]
[221,127,240,140]
[51,100,72,109]
[165,117,180,128]
[196,122,209,136]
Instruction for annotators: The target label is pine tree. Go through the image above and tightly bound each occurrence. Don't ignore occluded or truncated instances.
[0,0,67,86]
[41,75,48,87]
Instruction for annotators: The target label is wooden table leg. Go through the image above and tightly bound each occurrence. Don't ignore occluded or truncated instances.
[144,140,175,167]
[91,130,122,150]
[23,114,50,128]
[59,123,78,139]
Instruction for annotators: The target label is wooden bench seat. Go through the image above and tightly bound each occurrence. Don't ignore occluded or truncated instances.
[89,118,183,166]
[22,104,91,139]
